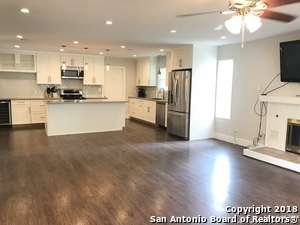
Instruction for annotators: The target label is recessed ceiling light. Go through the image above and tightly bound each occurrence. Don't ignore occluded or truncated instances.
[20,8,30,13]
[16,35,23,39]
[15,45,20,48]
[133,55,136,57]
[221,36,227,39]
[60,49,64,52]
[121,45,125,48]
[73,41,78,44]
[106,21,113,25]
[160,49,164,52]
[100,52,103,55]
[171,30,176,33]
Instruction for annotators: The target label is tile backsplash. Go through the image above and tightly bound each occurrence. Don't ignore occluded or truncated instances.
[0,72,102,99]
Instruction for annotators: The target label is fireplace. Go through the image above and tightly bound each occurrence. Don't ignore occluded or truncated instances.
[286,118,300,154]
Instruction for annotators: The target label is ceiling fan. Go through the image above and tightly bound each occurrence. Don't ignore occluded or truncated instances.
[176,0,300,48]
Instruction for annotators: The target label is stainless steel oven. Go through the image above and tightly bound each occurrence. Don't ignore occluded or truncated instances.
[0,100,12,127]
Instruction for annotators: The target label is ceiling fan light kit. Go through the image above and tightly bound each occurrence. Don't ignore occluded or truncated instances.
[225,13,262,34]
[224,0,267,48]
[176,0,299,48]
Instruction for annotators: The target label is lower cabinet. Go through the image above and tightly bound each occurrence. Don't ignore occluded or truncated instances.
[143,100,156,123]
[129,98,156,124]
[11,100,45,125]
[11,100,31,125]
[31,100,45,123]
[129,98,143,119]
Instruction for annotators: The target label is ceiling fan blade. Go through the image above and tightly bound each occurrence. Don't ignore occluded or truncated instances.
[176,11,223,18]
[265,0,300,8]
[261,10,297,22]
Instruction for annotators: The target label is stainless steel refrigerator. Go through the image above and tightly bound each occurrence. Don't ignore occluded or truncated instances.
[167,70,191,139]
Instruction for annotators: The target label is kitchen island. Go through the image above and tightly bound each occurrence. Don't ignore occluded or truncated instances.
[45,99,126,136]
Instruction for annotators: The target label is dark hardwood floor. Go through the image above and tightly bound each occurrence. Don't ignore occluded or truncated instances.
[0,120,299,225]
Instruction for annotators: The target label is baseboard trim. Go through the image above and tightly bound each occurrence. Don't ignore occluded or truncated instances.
[214,132,253,147]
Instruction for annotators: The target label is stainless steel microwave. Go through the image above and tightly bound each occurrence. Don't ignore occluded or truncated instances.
[61,66,84,79]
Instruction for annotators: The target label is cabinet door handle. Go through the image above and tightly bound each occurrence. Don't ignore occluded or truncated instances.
[148,106,150,112]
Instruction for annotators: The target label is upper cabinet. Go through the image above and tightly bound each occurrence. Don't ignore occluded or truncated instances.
[136,57,157,86]
[36,53,61,84]
[0,52,36,72]
[171,46,193,70]
[61,55,84,67]
[83,57,104,85]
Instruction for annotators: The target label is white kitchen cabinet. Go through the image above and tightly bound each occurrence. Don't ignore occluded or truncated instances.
[61,55,84,67]
[31,100,45,123]
[136,57,157,86]
[143,100,156,123]
[129,98,143,119]
[36,53,61,84]
[11,100,31,125]
[0,52,36,72]
[129,98,156,124]
[171,46,193,70]
[83,57,104,85]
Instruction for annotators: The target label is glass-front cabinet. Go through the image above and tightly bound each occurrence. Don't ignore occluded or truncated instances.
[0,52,36,72]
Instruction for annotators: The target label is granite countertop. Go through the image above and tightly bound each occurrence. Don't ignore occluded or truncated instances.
[129,96,167,103]
[1,97,61,101]
[46,99,127,104]
[1,96,108,101]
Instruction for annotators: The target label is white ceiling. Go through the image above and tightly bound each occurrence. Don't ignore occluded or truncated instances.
[0,0,300,58]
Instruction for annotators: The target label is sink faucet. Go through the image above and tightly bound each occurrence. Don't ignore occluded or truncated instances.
[159,88,165,100]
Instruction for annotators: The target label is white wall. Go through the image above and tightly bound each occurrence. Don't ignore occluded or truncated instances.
[215,30,300,146]
[190,45,218,140]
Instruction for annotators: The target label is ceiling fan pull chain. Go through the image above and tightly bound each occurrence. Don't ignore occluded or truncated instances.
[241,17,246,49]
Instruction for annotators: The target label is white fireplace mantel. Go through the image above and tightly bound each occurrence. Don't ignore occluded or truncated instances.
[260,95,300,105]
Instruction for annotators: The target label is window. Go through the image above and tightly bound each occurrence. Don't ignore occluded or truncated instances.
[215,59,234,119]
[157,67,167,90]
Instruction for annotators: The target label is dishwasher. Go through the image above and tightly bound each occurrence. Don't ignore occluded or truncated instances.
[156,101,166,128]
[0,100,12,127]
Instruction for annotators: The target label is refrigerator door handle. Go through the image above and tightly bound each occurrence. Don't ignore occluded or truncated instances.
[175,80,179,106]
[173,77,177,106]
[173,74,180,107]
